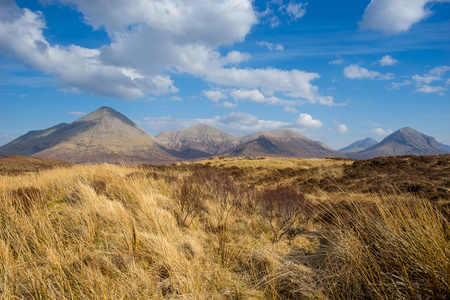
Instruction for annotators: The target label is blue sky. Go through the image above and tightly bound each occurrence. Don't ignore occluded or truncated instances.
[1,0,449,149]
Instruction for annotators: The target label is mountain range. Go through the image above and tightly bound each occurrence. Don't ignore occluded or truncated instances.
[0,107,448,163]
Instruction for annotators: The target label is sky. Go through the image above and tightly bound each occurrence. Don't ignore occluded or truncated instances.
[0,0,449,149]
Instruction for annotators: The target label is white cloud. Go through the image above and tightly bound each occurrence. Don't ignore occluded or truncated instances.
[344,64,393,80]
[416,85,447,94]
[202,90,227,102]
[412,65,450,94]
[68,111,87,116]
[281,2,307,20]
[294,113,323,129]
[218,101,237,108]
[335,124,348,134]
[142,116,198,132]
[230,89,265,102]
[208,68,334,105]
[142,112,290,135]
[372,128,393,136]
[257,41,284,51]
[388,80,412,90]
[216,112,259,126]
[284,106,298,114]
[0,0,334,104]
[170,96,183,101]
[378,55,398,66]
[0,0,178,99]
[329,58,344,65]
[359,0,446,34]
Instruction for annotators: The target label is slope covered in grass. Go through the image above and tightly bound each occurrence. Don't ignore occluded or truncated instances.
[0,157,448,299]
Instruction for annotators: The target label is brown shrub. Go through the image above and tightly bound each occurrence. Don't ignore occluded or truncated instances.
[258,186,309,243]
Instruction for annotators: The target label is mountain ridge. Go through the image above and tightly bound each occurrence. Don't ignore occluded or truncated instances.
[347,127,448,159]
[339,137,379,153]
[1,108,447,163]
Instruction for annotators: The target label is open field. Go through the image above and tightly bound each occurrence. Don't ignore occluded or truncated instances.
[0,155,449,299]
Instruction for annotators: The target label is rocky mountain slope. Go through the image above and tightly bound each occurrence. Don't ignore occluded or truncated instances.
[156,124,240,158]
[0,107,177,164]
[347,127,448,159]
[224,133,346,158]
[339,137,379,153]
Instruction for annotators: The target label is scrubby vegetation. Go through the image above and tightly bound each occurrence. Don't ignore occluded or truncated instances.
[0,155,449,299]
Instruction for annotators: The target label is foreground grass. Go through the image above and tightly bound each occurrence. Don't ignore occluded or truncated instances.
[0,160,448,299]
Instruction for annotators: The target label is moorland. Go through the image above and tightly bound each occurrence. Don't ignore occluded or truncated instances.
[0,154,449,299]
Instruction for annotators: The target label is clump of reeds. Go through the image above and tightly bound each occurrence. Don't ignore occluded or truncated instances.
[321,192,450,299]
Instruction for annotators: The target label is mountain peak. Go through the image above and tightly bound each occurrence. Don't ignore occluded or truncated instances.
[347,127,447,159]
[156,124,239,156]
[76,106,136,127]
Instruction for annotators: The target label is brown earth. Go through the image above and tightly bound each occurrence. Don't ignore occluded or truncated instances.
[0,155,75,175]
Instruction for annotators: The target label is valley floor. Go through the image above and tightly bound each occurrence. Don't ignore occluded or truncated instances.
[0,155,449,299]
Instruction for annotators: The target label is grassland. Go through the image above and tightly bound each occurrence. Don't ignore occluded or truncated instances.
[0,155,449,299]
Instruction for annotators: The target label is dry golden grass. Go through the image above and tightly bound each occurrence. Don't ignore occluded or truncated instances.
[0,157,448,299]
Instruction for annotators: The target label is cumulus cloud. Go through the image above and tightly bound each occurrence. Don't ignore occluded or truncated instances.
[257,41,284,51]
[230,89,265,102]
[0,0,334,104]
[294,113,323,129]
[359,0,448,34]
[372,128,393,136]
[208,69,334,105]
[202,90,227,102]
[412,65,450,94]
[0,0,178,99]
[142,112,290,135]
[335,124,348,134]
[378,55,398,66]
[344,64,393,80]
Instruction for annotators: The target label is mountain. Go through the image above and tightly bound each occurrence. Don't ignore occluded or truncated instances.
[439,142,450,152]
[347,127,448,159]
[0,107,177,164]
[0,123,68,156]
[315,141,336,151]
[339,138,379,153]
[156,124,240,158]
[225,131,346,158]
[238,129,307,144]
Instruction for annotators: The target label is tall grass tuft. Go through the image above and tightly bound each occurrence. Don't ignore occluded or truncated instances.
[322,193,450,299]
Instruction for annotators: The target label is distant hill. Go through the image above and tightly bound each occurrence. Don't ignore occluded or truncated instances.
[339,138,379,153]
[156,124,240,158]
[238,129,308,144]
[347,127,448,159]
[0,107,177,164]
[224,133,346,158]
[439,142,450,152]
[0,155,75,175]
